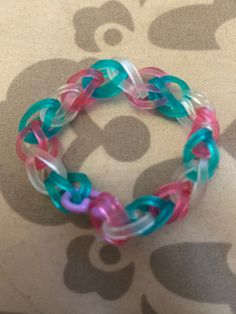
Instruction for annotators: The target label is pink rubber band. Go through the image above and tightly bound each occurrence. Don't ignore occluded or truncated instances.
[125,67,168,109]
[16,120,59,170]
[189,106,220,158]
[88,192,128,245]
[66,68,105,111]
[154,181,192,224]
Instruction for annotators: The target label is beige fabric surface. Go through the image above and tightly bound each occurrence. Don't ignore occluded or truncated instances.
[0,0,236,313]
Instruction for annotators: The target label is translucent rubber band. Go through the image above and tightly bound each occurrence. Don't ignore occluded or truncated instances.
[107,58,148,99]
[16,120,48,166]
[25,147,67,194]
[123,66,168,110]
[40,83,81,127]
[125,83,167,109]
[190,158,209,205]
[177,90,215,127]
[102,212,155,240]
[26,159,48,194]
[171,159,209,206]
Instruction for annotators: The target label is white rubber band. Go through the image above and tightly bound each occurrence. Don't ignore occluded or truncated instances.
[102,212,155,240]
[108,58,148,99]
[26,147,67,194]
[40,83,81,127]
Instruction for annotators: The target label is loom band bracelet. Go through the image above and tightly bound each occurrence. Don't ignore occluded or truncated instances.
[16,120,59,170]
[60,189,100,214]
[15,59,221,245]
[82,59,128,98]
[46,171,92,207]
[149,75,190,118]
[106,58,148,99]
[153,181,193,224]
[25,147,67,195]
[19,98,62,144]
[183,128,220,181]
[66,68,105,111]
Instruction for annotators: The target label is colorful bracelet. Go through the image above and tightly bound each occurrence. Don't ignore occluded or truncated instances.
[16,58,220,245]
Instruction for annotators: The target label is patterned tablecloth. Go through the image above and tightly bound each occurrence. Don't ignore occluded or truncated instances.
[0,1,236,313]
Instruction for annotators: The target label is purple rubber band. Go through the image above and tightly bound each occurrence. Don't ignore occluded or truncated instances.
[61,189,100,213]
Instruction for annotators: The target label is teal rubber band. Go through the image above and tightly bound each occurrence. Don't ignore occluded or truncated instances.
[18,98,62,144]
[48,172,72,191]
[149,75,190,118]
[183,128,220,181]
[82,59,128,98]
[44,171,92,213]
[125,195,174,235]
[67,172,92,200]
[43,106,65,129]
[44,176,70,213]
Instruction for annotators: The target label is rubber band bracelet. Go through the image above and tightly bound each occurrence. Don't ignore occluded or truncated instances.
[16,58,220,246]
